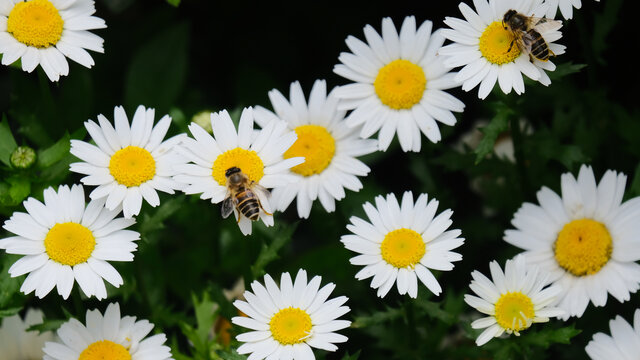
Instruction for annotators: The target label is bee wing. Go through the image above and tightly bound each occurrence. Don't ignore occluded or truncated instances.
[221,195,236,219]
[250,182,271,200]
[516,31,536,54]
[531,17,562,33]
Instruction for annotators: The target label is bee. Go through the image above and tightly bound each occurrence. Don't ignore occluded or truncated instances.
[221,166,271,222]
[502,9,562,62]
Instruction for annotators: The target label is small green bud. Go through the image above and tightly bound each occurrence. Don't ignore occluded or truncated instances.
[191,110,213,133]
[10,146,37,169]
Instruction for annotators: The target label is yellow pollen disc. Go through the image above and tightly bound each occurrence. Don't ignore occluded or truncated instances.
[79,340,132,360]
[284,125,336,176]
[479,22,521,65]
[269,307,313,345]
[212,148,264,186]
[494,292,535,332]
[44,222,95,266]
[6,0,64,48]
[109,146,156,187]
[374,59,426,110]
[380,228,426,269]
[554,219,612,277]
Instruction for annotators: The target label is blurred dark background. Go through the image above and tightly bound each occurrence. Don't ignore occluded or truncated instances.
[1,0,639,359]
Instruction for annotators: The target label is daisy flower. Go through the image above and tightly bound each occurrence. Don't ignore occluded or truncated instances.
[0,184,139,300]
[465,255,564,346]
[0,308,55,359]
[545,0,599,20]
[333,16,465,152]
[232,269,350,360]
[253,80,378,219]
[43,302,173,360]
[70,105,186,218]
[341,191,464,298]
[439,0,565,99]
[173,107,303,236]
[504,164,640,319]
[585,309,640,360]
[0,0,106,81]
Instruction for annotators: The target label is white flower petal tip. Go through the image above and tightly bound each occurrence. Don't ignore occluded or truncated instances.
[69,105,187,218]
[341,191,464,298]
[1,183,139,299]
[440,0,565,99]
[253,79,378,220]
[173,107,303,235]
[465,255,564,346]
[504,164,640,320]
[333,16,464,152]
[233,269,351,359]
[43,302,174,360]
[1,0,106,81]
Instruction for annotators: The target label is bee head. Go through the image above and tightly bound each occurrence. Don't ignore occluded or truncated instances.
[503,9,517,28]
[225,167,241,178]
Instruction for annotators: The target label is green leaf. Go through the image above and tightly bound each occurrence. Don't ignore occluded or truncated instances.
[138,195,186,236]
[37,133,71,168]
[214,350,247,360]
[520,324,582,349]
[192,291,219,346]
[27,319,66,334]
[474,104,513,164]
[0,255,22,309]
[0,115,18,167]
[250,222,298,280]
[341,351,361,360]
[352,306,404,328]
[0,306,22,318]
[166,0,181,6]
[125,22,190,113]
[7,176,31,204]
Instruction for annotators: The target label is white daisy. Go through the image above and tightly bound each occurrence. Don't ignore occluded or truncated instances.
[341,191,464,298]
[0,308,55,359]
[465,255,564,346]
[585,309,640,360]
[439,0,565,99]
[333,15,465,152]
[0,184,139,300]
[0,0,106,82]
[173,107,303,236]
[70,105,186,218]
[232,269,351,360]
[545,0,600,20]
[504,164,640,319]
[253,80,378,219]
[43,302,173,360]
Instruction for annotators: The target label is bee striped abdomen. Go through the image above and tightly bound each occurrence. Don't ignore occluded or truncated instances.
[236,187,260,220]
[527,29,550,61]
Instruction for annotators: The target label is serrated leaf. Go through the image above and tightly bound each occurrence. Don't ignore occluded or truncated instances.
[0,306,22,318]
[352,306,404,328]
[520,324,582,349]
[27,319,66,334]
[474,104,513,164]
[341,351,361,360]
[548,62,587,80]
[192,291,219,345]
[250,223,297,280]
[0,115,18,166]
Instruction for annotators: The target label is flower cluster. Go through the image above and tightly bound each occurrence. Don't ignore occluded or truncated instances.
[0,0,633,359]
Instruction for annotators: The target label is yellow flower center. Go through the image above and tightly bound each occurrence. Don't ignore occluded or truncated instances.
[380,228,426,268]
[109,146,156,187]
[79,340,131,360]
[479,22,521,65]
[44,222,96,266]
[283,125,336,176]
[494,292,535,332]
[212,148,264,186]
[6,0,64,48]
[374,59,426,110]
[554,219,612,277]
[269,307,312,345]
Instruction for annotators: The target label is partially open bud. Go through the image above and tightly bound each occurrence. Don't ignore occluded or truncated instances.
[191,110,213,133]
[10,146,36,169]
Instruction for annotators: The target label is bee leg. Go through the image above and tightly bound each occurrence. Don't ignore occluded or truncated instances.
[236,211,243,224]
[257,200,273,216]
[506,39,515,54]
